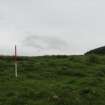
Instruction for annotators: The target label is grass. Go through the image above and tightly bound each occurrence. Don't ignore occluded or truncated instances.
[0,55,105,105]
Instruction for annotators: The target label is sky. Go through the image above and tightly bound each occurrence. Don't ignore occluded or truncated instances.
[0,0,105,56]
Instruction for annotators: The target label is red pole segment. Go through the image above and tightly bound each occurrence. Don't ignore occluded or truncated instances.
[15,45,17,63]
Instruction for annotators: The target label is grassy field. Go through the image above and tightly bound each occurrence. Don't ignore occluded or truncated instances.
[0,55,105,105]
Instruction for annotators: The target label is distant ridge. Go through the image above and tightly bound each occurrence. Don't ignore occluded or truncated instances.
[85,46,105,55]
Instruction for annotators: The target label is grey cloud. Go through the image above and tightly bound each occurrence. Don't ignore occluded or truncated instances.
[22,34,69,51]
[1,0,105,32]
[0,10,6,20]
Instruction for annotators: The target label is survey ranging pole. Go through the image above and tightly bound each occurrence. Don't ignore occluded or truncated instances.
[15,45,18,78]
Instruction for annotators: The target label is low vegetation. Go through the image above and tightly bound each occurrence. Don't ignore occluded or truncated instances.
[0,55,105,105]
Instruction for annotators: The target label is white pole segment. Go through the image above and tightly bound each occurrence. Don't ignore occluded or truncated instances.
[15,62,18,78]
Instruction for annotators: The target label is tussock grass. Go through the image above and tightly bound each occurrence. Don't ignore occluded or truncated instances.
[0,55,105,105]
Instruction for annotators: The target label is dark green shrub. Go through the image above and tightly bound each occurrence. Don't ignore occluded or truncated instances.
[58,67,85,77]
[86,55,99,64]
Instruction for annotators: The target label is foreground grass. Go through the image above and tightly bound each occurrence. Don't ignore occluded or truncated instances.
[0,55,105,105]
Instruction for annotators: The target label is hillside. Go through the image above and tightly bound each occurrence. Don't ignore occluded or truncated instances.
[0,55,105,105]
[85,46,105,55]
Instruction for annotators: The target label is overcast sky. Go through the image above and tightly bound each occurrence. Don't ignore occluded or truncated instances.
[0,0,105,56]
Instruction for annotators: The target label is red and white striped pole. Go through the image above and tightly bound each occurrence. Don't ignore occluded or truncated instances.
[15,45,18,78]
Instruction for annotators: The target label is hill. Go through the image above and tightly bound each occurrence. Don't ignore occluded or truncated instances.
[0,55,105,105]
[85,46,105,55]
